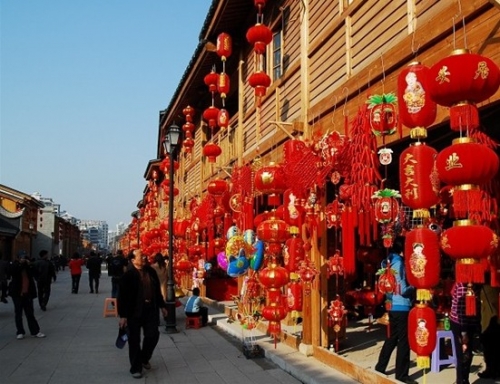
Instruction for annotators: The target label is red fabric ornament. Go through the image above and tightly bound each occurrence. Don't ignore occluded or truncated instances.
[202,142,222,163]
[405,228,440,301]
[203,106,220,128]
[284,236,305,272]
[217,73,230,99]
[397,62,437,139]
[246,24,273,54]
[427,49,500,131]
[441,220,498,283]
[287,280,303,312]
[254,163,287,195]
[248,71,271,97]
[408,304,437,369]
[217,108,230,130]
[204,70,218,93]
[399,143,440,218]
[207,178,228,196]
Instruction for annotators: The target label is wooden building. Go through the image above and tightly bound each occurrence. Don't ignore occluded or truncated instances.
[133,0,500,380]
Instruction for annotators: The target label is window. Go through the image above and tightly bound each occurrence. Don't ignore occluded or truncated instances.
[270,30,283,81]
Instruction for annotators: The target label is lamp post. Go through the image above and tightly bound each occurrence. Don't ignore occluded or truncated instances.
[131,210,140,248]
[163,122,181,334]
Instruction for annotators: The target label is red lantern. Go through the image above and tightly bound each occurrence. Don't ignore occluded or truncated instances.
[441,220,498,283]
[207,178,228,196]
[203,106,220,129]
[173,219,190,238]
[203,142,222,163]
[436,138,499,186]
[248,71,271,97]
[182,121,195,135]
[217,73,230,99]
[254,163,287,195]
[258,264,289,289]
[216,33,232,61]
[204,70,218,93]
[183,137,194,153]
[377,261,397,296]
[256,216,289,244]
[246,24,273,54]
[397,62,437,139]
[217,108,230,130]
[176,258,193,273]
[182,105,195,120]
[367,93,398,137]
[408,304,437,369]
[287,280,303,313]
[372,189,400,223]
[427,49,500,131]
[405,227,440,301]
[399,143,440,218]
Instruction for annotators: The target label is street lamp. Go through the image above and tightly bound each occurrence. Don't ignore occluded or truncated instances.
[163,122,181,334]
[131,210,140,248]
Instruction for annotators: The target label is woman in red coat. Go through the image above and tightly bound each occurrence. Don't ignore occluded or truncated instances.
[68,252,85,294]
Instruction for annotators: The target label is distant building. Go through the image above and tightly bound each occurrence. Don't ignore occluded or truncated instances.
[78,220,109,253]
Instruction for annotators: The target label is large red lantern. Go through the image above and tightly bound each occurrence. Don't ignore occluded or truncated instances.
[397,61,437,139]
[372,188,400,223]
[204,70,218,93]
[399,142,440,218]
[367,93,398,137]
[203,142,222,163]
[436,137,499,186]
[258,263,290,289]
[246,24,273,54]
[216,33,232,61]
[427,49,500,131]
[173,219,190,238]
[254,163,287,195]
[408,304,437,369]
[248,71,271,97]
[405,227,440,301]
[207,178,228,196]
[441,220,498,283]
[203,106,220,129]
[256,216,289,245]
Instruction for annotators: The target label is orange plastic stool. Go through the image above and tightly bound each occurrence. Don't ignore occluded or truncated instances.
[185,316,202,329]
[103,298,118,317]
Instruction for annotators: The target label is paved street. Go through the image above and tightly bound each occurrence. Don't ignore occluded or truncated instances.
[0,268,358,384]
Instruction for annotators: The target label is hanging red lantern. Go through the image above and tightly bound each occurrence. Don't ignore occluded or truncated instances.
[436,137,499,186]
[399,142,440,218]
[182,121,195,135]
[258,263,290,290]
[441,220,498,283]
[176,258,193,273]
[246,24,273,54]
[405,227,440,301]
[204,70,218,93]
[207,178,228,196]
[408,304,437,369]
[217,108,230,130]
[287,279,303,314]
[376,261,397,298]
[203,142,222,163]
[216,32,232,61]
[427,49,500,131]
[397,61,437,139]
[254,163,287,195]
[183,137,194,153]
[256,216,289,245]
[249,71,271,97]
[182,105,195,121]
[173,219,190,238]
[217,73,230,99]
[371,188,401,223]
[203,106,220,129]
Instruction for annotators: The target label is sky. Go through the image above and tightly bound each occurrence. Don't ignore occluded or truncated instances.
[0,0,212,231]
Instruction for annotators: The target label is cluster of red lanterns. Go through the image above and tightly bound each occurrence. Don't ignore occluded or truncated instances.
[182,105,195,154]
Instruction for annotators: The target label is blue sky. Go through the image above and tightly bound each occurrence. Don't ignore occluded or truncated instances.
[0,0,212,230]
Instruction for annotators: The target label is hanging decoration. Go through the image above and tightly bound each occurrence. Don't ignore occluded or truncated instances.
[327,295,347,352]
[366,93,399,141]
[408,303,437,369]
[182,105,196,154]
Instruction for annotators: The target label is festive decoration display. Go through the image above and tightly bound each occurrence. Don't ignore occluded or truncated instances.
[182,106,196,154]
[366,93,398,140]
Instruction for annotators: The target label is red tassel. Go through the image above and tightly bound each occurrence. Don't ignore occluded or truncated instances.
[456,260,485,283]
[453,187,482,218]
[450,103,479,131]
[466,291,476,316]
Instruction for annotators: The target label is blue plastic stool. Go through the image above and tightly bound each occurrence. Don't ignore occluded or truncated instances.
[431,330,457,373]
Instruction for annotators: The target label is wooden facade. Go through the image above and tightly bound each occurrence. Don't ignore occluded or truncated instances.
[147,0,500,379]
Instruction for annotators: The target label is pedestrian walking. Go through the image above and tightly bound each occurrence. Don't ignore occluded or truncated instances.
[108,250,128,298]
[68,252,85,294]
[86,251,102,293]
[117,249,168,379]
[8,250,46,339]
[374,241,417,384]
[151,253,168,301]
[450,282,481,384]
[33,250,56,311]
[0,252,10,303]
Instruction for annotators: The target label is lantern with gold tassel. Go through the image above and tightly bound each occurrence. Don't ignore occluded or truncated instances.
[405,227,440,301]
[408,303,437,369]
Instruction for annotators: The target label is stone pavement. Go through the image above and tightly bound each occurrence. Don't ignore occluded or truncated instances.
[0,268,357,384]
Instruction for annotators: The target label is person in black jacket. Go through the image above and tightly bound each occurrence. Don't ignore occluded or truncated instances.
[9,250,46,339]
[86,251,102,294]
[33,250,56,311]
[117,249,168,379]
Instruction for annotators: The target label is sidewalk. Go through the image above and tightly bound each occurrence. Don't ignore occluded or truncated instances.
[0,268,357,384]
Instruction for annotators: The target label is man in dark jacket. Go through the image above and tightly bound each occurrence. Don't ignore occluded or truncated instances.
[33,250,56,311]
[9,250,46,339]
[86,251,102,293]
[108,250,128,298]
[117,249,168,379]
